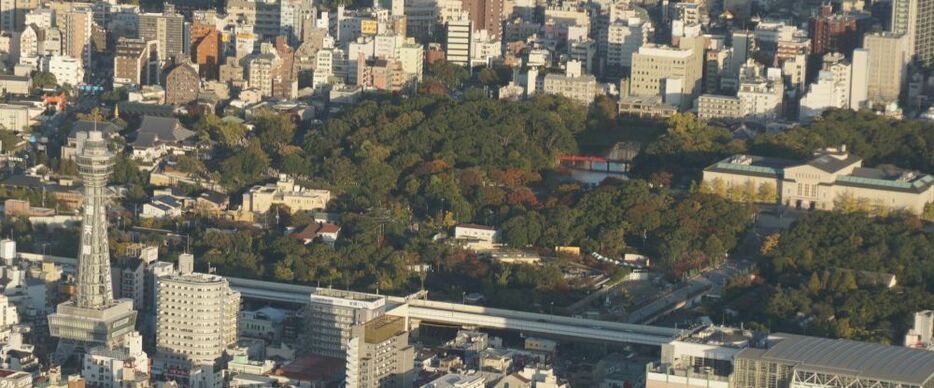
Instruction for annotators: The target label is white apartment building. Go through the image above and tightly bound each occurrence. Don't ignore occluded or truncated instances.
[0,295,18,331]
[753,19,798,44]
[471,29,501,66]
[374,33,403,59]
[850,49,869,110]
[729,60,784,121]
[83,332,150,387]
[24,8,54,30]
[445,12,471,66]
[155,272,240,367]
[44,55,84,87]
[396,41,424,81]
[800,72,847,120]
[697,94,744,120]
[604,17,650,71]
[347,37,375,84]
[799,54,851,121]
[698,61,784,122]
[313,48,335,88]
[279,0,314,43]
[18,25,42,64]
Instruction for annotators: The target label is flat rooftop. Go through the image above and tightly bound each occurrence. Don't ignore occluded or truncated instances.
[679,325,756,348]
[737,333,934,385]
[312,288,383,302]
[705,155,797,178]
[363,315,406,344]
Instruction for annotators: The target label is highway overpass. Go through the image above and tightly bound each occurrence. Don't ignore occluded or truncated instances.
[225,277,686,346]
[21,254,687,346]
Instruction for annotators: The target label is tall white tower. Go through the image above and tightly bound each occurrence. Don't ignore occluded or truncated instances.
[48,131,138,364]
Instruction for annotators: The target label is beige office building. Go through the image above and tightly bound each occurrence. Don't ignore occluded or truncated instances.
[542,60,596,105]
[345,315,415,388]
[703,147,934,214]
[863,32,909,102]
[242,175,331,214]
[630,44,703,110]
[138,6,187,62]
[697,94,744,120]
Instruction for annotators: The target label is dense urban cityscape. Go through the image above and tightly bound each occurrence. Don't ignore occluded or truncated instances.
[0,0,929,385]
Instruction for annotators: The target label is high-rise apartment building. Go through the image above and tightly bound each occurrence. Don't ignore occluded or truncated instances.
[705,48,732,93]
[190,22,221,79]
[849,48,869,109]
[279,0,315,44]
[808,4,858,55]
[863,31,909,102]
[63,6,93,65]
[461,0,503,38]
[445,13,471,66]
[138,6,189,62]
[630,44,704,110]
[397,41,425,81]
[155,271,240,368]
[774,36,810,91]
[729,30,755,79]
[227,0,283,38]
[114,38,158,87]
[301,289,386,358]
[604,17,651,73]
[891,0,934,66]
[345,315,415,388]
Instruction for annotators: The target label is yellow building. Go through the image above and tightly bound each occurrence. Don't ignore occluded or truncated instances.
[360,19,378,35]
[703,147,934,215]
[242,175,331,214]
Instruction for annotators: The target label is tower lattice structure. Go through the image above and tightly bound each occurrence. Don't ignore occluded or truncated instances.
[47,130,138,365]
[75,131,115,309]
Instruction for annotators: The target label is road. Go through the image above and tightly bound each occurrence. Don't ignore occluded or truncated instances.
[623,211,776,324]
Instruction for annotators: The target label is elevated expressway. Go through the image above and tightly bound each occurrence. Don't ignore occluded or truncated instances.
[19,254,686,346]
[225,277,687,346]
